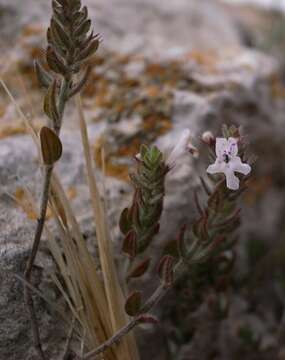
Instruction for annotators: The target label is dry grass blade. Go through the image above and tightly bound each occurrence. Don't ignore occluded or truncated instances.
[49,174,118,358]
[0,80,118,357]
[75,94,139,359]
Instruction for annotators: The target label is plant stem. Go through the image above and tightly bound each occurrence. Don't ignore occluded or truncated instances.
[24,77,69,359]
[81,260,187,359]
[24,166,53,360]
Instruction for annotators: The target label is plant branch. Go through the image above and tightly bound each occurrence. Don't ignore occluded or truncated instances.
[24,77,69,359]
[81,260,187,359]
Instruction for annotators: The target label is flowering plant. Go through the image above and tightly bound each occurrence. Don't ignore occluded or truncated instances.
[14,0,254,358]
[207,137,251,190]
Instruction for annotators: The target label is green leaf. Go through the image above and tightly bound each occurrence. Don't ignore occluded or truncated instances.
[34,60,53,88]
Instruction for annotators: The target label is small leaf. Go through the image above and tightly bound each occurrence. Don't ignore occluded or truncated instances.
[177,224,187,258]
[73,6,88,27]
[69,0,81,11]
[127,258,150,280]
[43,80,59,123]
[125,291,142,316]
[53,8,68,27]
[137,314,159,325]
[74,19,91,38]
[55,0,67,6]
[129,196,140,228]
[122,230,137,259]
[119,207,132,235]
[68,66,91,98]
[157,255,175,287]
[46,46,67,74]
[40,126,62,165]
[140,144,148,160]
[34,60,53,88]
[50,18,71,50]
[75,38,99,63]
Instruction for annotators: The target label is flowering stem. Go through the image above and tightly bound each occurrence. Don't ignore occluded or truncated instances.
[81,260,187,359]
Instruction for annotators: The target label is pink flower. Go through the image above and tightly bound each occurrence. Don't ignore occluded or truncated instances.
[207,137,251,190]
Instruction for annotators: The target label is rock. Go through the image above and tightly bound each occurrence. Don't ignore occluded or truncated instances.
[0,45,283,359]
[1,1,285,359]
[0,0,243,57]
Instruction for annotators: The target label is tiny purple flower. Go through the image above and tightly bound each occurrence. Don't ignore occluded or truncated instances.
[206,137,251,190]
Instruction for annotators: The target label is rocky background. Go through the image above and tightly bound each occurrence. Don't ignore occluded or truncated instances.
[1,0,285,359]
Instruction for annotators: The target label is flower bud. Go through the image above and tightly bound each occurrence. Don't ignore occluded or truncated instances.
[201,131,214,146]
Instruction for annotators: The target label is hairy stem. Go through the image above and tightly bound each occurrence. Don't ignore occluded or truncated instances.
[81,260,186,359]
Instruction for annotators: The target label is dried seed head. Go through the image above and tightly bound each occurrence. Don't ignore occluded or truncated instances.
[46,0,100,79]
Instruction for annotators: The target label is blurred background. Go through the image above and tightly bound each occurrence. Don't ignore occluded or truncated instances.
[1,0,285,359]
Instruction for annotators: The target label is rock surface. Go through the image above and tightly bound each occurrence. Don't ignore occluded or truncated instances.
[1,0,285,359]
[0,0,243,56]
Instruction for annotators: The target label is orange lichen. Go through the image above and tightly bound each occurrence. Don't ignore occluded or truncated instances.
[94,138,132,182]
[14,187,52,220]
[14,185,78,221]
[184,50,219,74]
[21,24,44,38]
[142,115,172,134]
[66,186,78,200]
[270,74,285,99]
[0,123,27,139]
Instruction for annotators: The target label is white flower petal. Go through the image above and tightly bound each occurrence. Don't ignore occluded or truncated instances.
[224,169,240,190]
[215,138,228,159]
[167,129,191,165]
[206,161,224,174]
[228,137,238,156]
[207,135,251,191]
[230,156,251,175]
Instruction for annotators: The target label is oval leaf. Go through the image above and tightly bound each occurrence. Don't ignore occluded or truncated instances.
[34,60,52,88]
[119,207,132,235]
[122,230,137,259]
[40,126,62,165]
[127,258,150,280]
[125,291,142,317]
[157,255,175,287]
[43,79,59,122]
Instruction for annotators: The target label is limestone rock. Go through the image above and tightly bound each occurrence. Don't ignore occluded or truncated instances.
[0,47,282,359]
[0,0,243,57]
